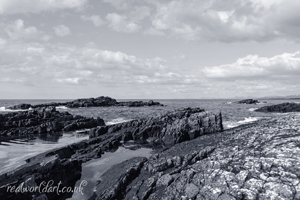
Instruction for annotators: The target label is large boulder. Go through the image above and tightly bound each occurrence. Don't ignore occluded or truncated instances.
[256,102,300,112]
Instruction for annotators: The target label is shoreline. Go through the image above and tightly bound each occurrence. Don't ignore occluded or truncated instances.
[1,100,300,199]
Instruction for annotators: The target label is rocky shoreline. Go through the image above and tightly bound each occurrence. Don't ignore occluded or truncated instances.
[0,107,223,200]
[1,103,300,199]
[0,106,104,142]
[8,96,163,110]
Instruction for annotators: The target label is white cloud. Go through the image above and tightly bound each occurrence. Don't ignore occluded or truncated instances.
[147,0,300,42]
[0,0,89,14]
[203,51,300,80]
[0,42,176,87]
[0,37,6,47]
[4,19,46,40]
[106,13,140,33]
[53,25,71,37]
[81,15,105,27]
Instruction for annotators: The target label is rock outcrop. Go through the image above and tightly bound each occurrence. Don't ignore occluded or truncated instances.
[89,107,223,147]
[0,154,82,200]
[0,107,223,200]
[8,96,163,110]
[3,106,300,199]
[92,113,300,200]
[116,100,162,107]
[256,102,300,113]
[0,106,104,142]
[234,99,259,104]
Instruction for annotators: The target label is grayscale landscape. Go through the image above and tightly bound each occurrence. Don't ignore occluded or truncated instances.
[1,1,300,200]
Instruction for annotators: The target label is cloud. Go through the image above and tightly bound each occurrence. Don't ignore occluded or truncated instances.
[53,25,71,37]
[0,0,89,14]
[129,6,151,21]
[81,15,105,27]
[146,0,300,42]
[102,0,138,10]
[0,37,6,47]
[0,42,178,88]
[203,51,300,82]
[106,13,140,33]
[144,27,165,36]
[3,19,47,41]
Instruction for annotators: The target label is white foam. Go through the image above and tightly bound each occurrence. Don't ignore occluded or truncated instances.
[238,117,258,124]
[56,106,68,109]
[249,108,258,112]
[0,107,26,112]
[226,102,232,104]
[223,117,259,129]
[106,118,131,125]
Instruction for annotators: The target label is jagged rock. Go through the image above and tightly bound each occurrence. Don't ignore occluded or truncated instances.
[92,157,147,200]
[234,99,259,104]
[90,108,223,147]
[256,102,300,112]
[0,156,82,200]
[0,107,105,142]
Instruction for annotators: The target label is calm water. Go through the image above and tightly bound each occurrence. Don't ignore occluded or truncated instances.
[0,99,295,176]
[69,146,152,200]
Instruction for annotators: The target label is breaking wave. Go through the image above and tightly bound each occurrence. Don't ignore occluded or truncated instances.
[223,117,259,129]
[249,108,258,112]
[0,107,27,112]
[56,106,68,109]
[106,118,132,125]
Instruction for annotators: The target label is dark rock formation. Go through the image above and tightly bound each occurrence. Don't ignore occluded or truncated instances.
[89,107,223,147]
[234,99,259,104]
[116,100,162,107]
[0,107,223,200]
[66,96,117,108]
[256,102,300,113]
[8,96,164,110]
[0,106,105,142]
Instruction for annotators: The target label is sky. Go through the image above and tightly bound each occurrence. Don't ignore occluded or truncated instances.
[0,0,300,99]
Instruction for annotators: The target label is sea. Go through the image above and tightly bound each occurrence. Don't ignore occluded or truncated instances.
[0,98,296,199]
